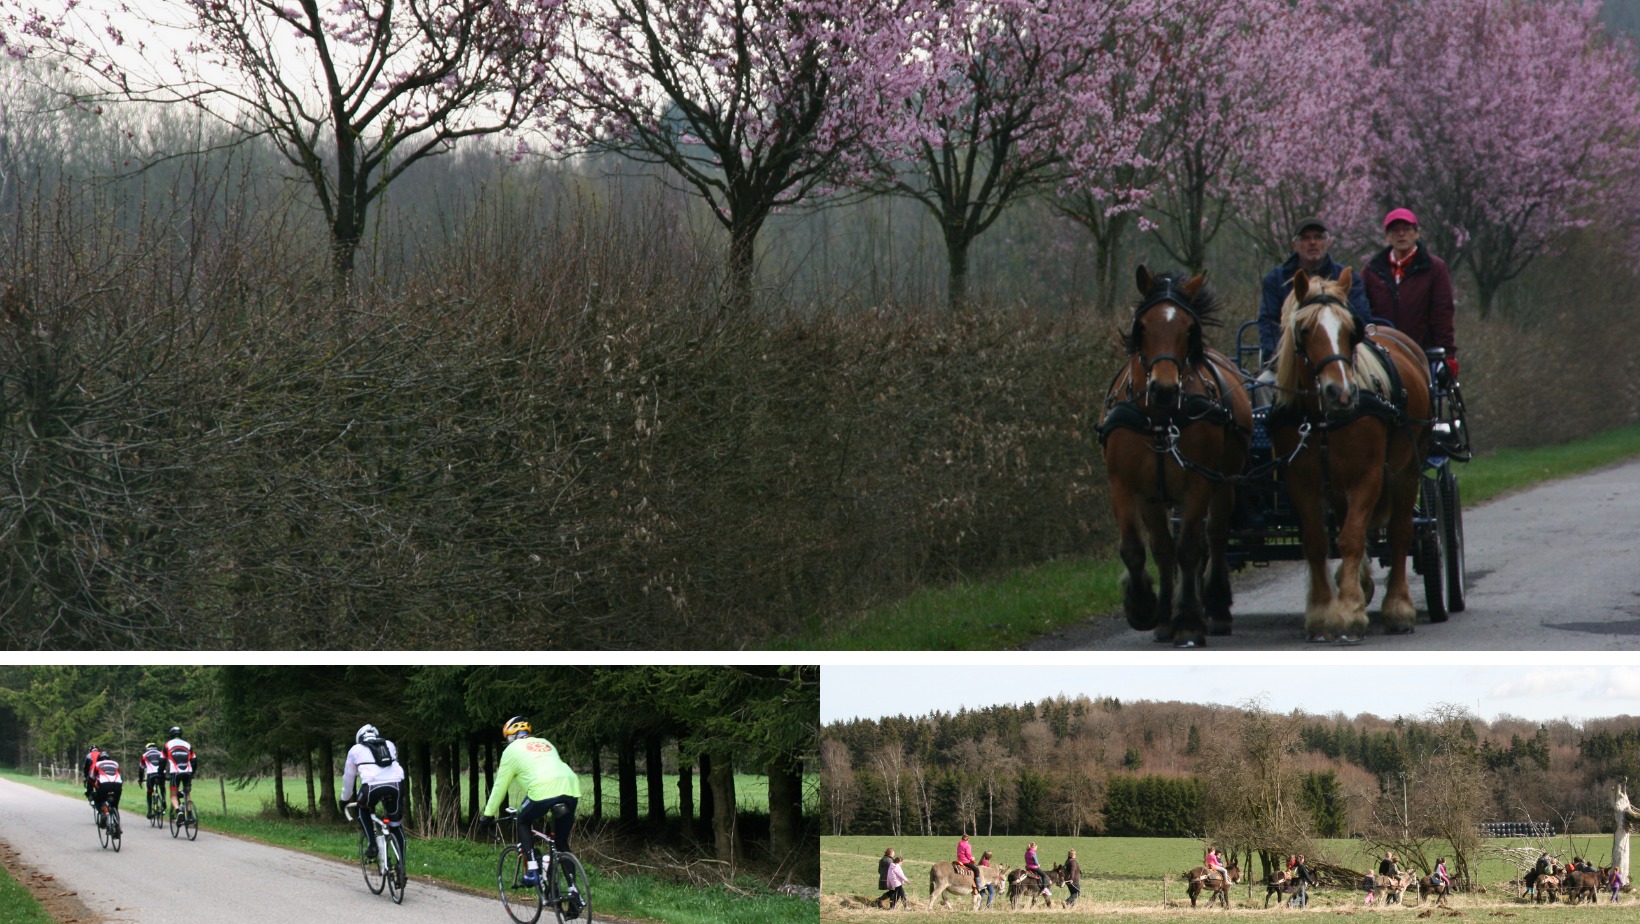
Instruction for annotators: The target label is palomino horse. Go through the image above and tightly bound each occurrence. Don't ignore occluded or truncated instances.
[1099,266,1252,647]
[1268,268,1432,640]
[1186,863,1240,908]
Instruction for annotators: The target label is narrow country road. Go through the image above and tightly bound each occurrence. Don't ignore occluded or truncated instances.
[1026,456,1640,650]
[0,777,500,923]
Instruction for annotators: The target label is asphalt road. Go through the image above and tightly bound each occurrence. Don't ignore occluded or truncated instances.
[1026,456,1640,651]
[0,777,500,923]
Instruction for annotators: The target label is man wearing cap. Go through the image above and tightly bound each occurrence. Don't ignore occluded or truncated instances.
[1362,207,1456,380]
[1254,216,1372,403]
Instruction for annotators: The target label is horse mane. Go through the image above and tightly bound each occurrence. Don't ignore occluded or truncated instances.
[1272,281,1390,404]
[1122,269,1223,354]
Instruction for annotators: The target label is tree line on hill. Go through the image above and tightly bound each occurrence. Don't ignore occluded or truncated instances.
[823,696,1640,887]
[0,664,818,882]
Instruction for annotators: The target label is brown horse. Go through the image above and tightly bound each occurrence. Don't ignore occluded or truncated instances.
[1268,268,1432,640]
[1186,863,1240,908]
[1099,266,1252,647]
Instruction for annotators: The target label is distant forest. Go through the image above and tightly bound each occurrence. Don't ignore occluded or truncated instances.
[822,695,1640,842]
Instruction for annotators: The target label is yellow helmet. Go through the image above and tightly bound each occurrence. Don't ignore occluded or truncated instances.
[502,716,532,740]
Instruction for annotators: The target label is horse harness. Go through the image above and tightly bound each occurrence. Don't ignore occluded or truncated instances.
[1096,296,1248,503]
[1265,293,1411,433]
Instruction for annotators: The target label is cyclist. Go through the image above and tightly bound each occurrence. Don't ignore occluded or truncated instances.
[139,741,166,810]
[480,716,583,895]
[340,723,406,861]
[163,726,196,819]
[88,751,123,827]
[81,744,105,805]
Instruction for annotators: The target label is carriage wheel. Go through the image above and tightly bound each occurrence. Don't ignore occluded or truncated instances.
[1418,478,1449,622]
[1440,467,1466,613]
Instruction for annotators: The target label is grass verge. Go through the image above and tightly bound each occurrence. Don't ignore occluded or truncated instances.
[797,423,1640,650]
[2,770,812,924]
[0,865,54,924]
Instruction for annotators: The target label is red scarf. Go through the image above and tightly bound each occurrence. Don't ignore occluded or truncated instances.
[1389,248,1415,285]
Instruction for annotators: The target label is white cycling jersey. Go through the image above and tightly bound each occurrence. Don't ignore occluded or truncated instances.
[342,738,405,796]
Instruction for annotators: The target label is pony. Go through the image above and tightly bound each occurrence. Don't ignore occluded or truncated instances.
[1186,862,1240,908]
[1007,864,1068,909]
[1384,870,1415,905]
[1098,266,1252,647]
[1267,268,1432,640]
[1561,868,1599,904]
[1532,872,1560,903]
[927,860,1009,911]
[1417,874,1451,906]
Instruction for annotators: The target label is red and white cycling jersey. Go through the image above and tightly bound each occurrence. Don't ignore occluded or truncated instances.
[92,757,122,785]
[164,737,195,774]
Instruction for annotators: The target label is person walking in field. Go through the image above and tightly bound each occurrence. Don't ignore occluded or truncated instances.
[1064,849,1083,905]
[884,853,909,909]
[876,847,897,908]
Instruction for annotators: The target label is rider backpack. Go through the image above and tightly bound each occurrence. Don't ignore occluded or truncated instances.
[363,736,396,768]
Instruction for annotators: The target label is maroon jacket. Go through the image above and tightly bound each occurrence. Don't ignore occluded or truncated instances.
[1362,242,1456,357]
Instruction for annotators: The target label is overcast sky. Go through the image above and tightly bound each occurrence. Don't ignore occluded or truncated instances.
[822,657,1640,726]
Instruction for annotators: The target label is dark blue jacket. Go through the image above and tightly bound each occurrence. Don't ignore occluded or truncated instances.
[1257,254,1372,362]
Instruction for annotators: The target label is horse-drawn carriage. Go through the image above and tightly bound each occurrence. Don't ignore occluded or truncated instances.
[1223,313,1470,624]
[1100,266,1470,645]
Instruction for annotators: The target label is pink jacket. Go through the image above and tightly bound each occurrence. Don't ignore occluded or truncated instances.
[957,839,975,865]
[886,861,908,890]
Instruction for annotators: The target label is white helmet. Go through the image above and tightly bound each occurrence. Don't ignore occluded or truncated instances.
[356,724,379,745]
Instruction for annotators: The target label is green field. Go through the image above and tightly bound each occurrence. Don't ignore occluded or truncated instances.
[822,835,1631,922]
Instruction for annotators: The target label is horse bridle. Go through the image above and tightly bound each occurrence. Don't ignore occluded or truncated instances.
[1292,293,1359,379]
[1129,290,1203,403]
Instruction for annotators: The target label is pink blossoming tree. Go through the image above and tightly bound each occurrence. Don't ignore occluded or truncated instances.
[867,0,1146,310]
[547,0,921,307]
[1375,0,1640,314]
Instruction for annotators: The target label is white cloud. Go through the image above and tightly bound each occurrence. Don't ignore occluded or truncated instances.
[1487,668,1604,700]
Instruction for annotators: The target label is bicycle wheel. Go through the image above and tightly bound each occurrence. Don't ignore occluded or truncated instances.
[497,845,545,924]
[183,798,198,841]
[550,852,591,923]
[148,789,164,827]
[97,806,111,849]
[169,799,181,838]
[386,831,406,904]
[109,807,121,852]
[361,829,386,894]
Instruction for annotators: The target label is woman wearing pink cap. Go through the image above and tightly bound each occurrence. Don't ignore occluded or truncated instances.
[1362,207,1457,381]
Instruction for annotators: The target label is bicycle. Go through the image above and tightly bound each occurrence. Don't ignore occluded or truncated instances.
[491,808,591,924]
[344,800,406,904]
[168,782,198,841]
[146,781,166,828]
[95,801,122,852]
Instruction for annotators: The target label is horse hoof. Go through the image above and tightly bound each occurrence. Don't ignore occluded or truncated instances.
[1337,635,1363,646]
[1174,638,1205,649]
[1306,633,1332,643]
